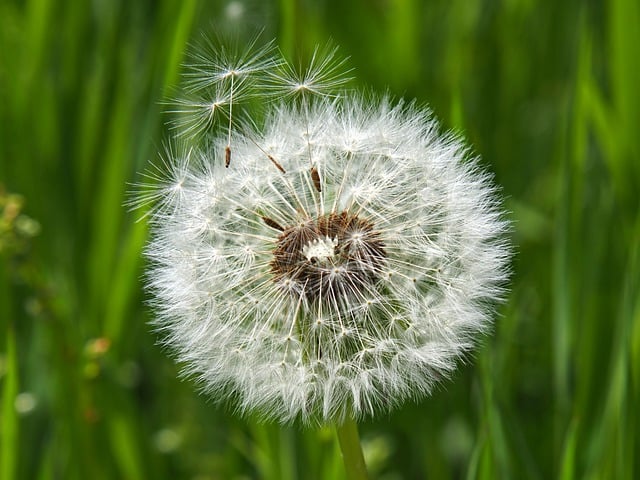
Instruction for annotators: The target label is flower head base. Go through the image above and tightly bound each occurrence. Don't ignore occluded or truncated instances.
[140,42,511,425]
[270,211,386,304]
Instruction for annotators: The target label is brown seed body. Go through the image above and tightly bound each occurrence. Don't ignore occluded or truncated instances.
[225,145,231,168]
[311,167,321,192]
[262,216,285,231]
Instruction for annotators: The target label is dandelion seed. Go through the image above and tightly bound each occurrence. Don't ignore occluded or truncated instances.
[141,42,511,426]
[266,43,353,169]
[176,35,282,164]
[266,43,353,100]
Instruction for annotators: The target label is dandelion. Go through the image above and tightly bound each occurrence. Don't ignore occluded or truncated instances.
[138,39,511,478]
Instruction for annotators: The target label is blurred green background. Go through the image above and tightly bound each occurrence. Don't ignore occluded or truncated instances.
[1,0,638,478]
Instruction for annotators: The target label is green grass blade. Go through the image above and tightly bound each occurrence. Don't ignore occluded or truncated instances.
[1,327,19,480]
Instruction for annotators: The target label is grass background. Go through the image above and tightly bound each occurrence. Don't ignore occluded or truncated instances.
[1,0,639,478]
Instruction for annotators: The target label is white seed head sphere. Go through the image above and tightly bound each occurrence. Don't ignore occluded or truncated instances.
[142,45,511,425]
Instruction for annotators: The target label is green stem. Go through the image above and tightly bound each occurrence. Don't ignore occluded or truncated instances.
[336,418,369,480]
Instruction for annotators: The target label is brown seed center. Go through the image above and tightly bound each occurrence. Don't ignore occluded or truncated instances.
[270,211,386,303]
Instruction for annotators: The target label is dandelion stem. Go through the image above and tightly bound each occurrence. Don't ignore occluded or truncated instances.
[302,97,313,166]
[224,74,235,168]
[336,418,369,480]
[228,73,234,148]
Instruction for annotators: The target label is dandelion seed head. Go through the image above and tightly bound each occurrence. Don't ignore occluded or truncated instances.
[141,41,511,425]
